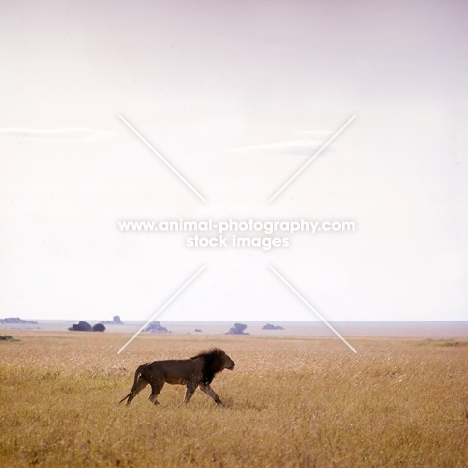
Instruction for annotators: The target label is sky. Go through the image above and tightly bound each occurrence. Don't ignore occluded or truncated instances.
[1,0,467,322]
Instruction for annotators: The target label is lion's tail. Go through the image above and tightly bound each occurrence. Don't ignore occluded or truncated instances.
[119,364,147,405]
[119,393,131,404]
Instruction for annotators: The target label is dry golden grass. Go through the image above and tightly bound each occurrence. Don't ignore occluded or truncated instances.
[1,332,467,467]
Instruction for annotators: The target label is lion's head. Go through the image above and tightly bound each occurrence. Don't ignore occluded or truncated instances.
[191,348,235,384]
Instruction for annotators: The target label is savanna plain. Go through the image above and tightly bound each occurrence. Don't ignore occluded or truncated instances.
[1,332,467,467]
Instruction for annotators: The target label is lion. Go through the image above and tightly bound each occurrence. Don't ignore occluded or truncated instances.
[119,348,235,406]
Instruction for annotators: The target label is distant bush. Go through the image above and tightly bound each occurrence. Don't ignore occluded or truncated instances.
[69,321,92,332]
[68,321,105,332]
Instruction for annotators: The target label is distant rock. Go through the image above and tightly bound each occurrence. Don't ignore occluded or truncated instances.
[102,315,124,325]
[195,329,202,333]
[262,323,284,330]
[0,317,38,324]
[226,322,249,335]
[144,321,170,333]
[93,323,106,332]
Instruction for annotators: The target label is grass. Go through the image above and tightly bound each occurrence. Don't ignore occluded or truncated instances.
[1,332,467,467]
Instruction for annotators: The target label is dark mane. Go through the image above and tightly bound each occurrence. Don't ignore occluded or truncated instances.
[190,348,226,385]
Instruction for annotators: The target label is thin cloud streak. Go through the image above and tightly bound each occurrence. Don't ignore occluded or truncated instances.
[296,130,334,135]
[228,139,327,157]
[0,127,119,141]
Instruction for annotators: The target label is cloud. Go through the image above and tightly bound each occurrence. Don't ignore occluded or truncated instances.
[0,127,119,142]
[227,138,332,157]
[295,130,334,136]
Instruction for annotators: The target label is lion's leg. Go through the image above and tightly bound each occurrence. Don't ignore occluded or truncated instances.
[148,395,160,405]
[149,381,164,405]
[184,382,198,403]
[199,384,221,404]
[127,376,149,405]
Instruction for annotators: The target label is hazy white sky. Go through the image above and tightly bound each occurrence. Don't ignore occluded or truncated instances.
[1,0,467,322]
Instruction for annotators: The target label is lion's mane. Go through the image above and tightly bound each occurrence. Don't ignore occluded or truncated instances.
[190,348,227,385]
